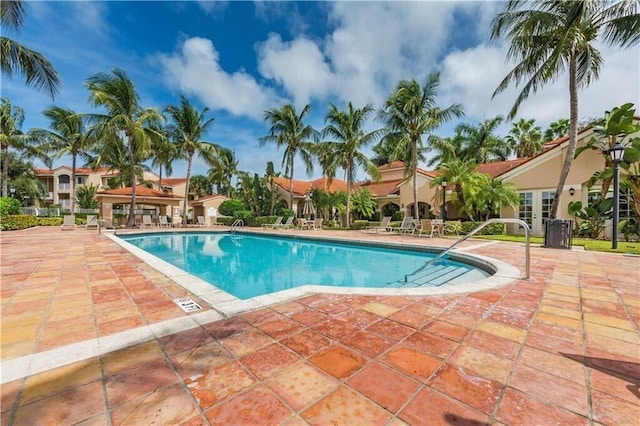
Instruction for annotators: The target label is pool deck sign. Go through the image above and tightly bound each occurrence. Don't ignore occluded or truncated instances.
[174,297,203,312]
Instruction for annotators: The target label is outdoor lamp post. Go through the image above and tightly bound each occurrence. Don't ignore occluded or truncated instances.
[22,195,30,208]
[608,142,625,250]
[9,185,15,198]
[441,179,447,221]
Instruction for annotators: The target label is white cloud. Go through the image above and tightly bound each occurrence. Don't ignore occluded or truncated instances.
[256,34,333,108]
[196,1,228,15]
[158,37,281,120]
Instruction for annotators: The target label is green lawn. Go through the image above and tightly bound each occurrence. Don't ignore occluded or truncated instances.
[474,234,640,255]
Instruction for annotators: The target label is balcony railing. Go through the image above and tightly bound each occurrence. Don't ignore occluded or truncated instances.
[57,183,71,191]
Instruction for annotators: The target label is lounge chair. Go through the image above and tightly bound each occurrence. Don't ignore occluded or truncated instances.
[278,216,295,229]
[262,216,283,229]
[417,219,440,238]
[364,216,392,233]
[312,218,323,230]
[141,214,154,228]
[197,216,206,227]
[85,214,98,230]
[392,216,415,234]
[158,216,170,227]
[61,214,77,231]
[172,215,183,228]
[209,216,224,227]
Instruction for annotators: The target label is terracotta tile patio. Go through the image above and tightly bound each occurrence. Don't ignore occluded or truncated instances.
[1,226,639,425]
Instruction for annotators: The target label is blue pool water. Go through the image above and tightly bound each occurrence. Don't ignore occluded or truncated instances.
[121,233,489,299]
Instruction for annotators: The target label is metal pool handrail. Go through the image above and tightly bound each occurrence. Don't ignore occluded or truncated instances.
[231,219,244,231]
[404,218,531,282]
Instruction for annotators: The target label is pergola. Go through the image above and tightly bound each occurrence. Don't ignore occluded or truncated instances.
[96,185,183,225]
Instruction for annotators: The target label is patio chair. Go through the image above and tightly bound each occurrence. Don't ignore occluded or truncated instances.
[61,214,77,231]
[85,214,98,230]
[262,216,283,229]
[278,216,295,229]
[364,216,392,233]
[392,216,415,234]
[312,218,323,230]
[158,216,170,227]
[209,216,224,227]
[418,219,440,238]
[141,215,154,228]
[172,215,183,228]
[197,216,206,227]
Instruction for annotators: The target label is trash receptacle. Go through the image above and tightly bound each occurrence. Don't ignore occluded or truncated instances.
[544,219,573,249]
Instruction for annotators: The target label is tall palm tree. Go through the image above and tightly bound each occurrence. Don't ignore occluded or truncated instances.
[208,147,238,196]
[85,68,163,227]
[426,134,463,167]
[149,124,179,187]
[433,159,482,219]
[29,106,96,212]
[319,102,382,227]
[491,0,640,218]
[506,118,544,158]
[456,115,510,163]
[1,0,60,98]
[0,98,50,197]
[165,95,220,224]
[379,73,464,221]
[259,103,317,210]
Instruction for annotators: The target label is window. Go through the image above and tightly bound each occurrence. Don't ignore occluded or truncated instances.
[541,191,555,224]
[77,176,86,185]
[519,192,532,227]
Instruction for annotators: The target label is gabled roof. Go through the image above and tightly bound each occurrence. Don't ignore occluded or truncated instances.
[378,161,406,171]
[355,179,402,197]
[190,194,230,205]
[157,178,187,186]
[274,176,348,195]
[36,166,111,176]
[96,185,183,199]
[476,159,530,178]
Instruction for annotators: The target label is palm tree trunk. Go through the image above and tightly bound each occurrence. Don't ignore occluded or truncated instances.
[345,164,352,228]
[183,154,193,225]
[127,131,136,227]
[550,55,579,219]
[412,139,420,221]
[70,154,76,213]
[2,146,8,198]
[288,156,294,215]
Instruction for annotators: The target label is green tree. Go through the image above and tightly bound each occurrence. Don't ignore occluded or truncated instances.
[425,134,463,167]
[76,183,99,209]
[319,102,382,227]
[491,0,640,219]
[189,174,212,197]
[544,118,570,141]
[260,104,317,210]
[149,124,179,187]
[165,95,220,224]
[0,0,60,98]
[263,161,281,215]
[350,188,375,220]
[472,176,520,220]
[456,115,510,163]
[0,98,50,197]
[29,106,96,212]
[208,147,238,196]
[379,73,464,222]
[506,118,544,158]
[433,159,483,219]
[86,68,163,226]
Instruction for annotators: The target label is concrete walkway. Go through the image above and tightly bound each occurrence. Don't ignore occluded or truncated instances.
[1,226,638,425]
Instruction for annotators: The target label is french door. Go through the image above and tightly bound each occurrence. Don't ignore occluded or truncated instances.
[518,191,555,235]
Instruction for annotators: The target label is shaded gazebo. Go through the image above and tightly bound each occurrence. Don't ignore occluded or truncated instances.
[96,185,183,226]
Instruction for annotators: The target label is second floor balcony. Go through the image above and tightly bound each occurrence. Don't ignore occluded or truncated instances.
[57,183,71,192]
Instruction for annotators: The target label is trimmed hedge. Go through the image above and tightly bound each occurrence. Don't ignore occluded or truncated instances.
[1,215,38,230]
[459,221,506,235]
[350,220,369,230]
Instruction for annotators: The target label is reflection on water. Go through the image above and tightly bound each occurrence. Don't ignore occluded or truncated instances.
[123,233,485,300]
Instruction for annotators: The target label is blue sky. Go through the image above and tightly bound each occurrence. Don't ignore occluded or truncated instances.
[4,1,638,181]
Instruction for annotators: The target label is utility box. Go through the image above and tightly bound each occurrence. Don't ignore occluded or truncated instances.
[544,219,573,249]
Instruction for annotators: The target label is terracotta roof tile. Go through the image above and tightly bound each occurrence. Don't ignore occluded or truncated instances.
[274,177,348,195]
[476,159,530,178]
[356,179,402,197]
[378,161,405,170]
[157,178,187,185]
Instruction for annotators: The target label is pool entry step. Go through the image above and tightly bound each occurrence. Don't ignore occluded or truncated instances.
[387,263,473,287]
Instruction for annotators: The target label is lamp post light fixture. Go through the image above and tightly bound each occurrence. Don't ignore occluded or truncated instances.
[9,185,15,198]
[22,195,30,208]
[441,178,447,221]
[608,142,625,250]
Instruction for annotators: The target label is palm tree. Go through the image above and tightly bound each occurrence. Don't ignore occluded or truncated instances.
[506,118,544,158]
[208,147,238,196]
[426,134,463,167]
[165,95,220,224]
[491,0,640,218]
[1,0,60,98]
[149,124,179,187]
[544,118,570,141]
[433,159,482,219]
[259,103,317,210]
[0,98,50,197]
[456,115,510,163]
[85,68,163,226]
[319,102,382,227]
[29,106,96,212]
[379,73,464,221]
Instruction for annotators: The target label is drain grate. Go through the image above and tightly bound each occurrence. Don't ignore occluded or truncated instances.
[174,297,203,312]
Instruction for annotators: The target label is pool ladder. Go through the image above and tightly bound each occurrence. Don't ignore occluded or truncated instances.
[231,219,244,231]
[398,218,531,287]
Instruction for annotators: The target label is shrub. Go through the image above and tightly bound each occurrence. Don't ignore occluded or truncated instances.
[37,217,64,226]
[349,220,369,230]
[459,221,506,235]
[0,197,21,216]
[254,216,280,227]
[392,211,403,221]
[1,215,38,231]
[219,199,246,216]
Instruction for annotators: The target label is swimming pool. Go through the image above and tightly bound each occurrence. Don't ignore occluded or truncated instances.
[121,232,490,299]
